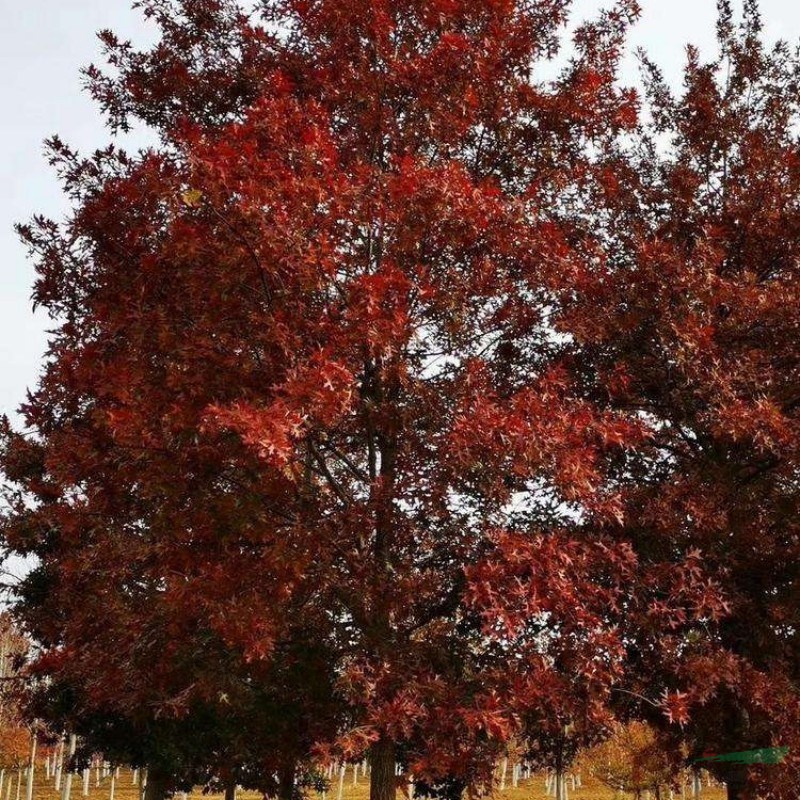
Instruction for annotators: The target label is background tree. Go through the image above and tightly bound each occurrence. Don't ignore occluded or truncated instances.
[578,721,679,800]
[565,2,800,798]
[1,2,671,800]
[0,425,341,800]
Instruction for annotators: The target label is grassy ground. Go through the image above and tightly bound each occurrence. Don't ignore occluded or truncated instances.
[15,766,727,800]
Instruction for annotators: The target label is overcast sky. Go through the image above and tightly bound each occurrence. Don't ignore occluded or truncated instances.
[2,0,800,429]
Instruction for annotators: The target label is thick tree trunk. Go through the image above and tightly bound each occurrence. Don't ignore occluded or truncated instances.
[724,773,746,800]
[369,739,396,800]
[143,765,170,800]
[278,760,296,800]
[224,782,236,800]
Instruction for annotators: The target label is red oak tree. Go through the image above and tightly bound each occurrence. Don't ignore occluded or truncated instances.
[3,0,661,798]
[566,3,800,798]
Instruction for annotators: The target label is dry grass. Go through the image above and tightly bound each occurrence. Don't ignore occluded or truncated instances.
[13,766,726,800]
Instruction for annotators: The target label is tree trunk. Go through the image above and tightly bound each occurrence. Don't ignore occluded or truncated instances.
[143,765,169,800]
[369,739,396,800]
[54,738,65,791]
[224,782,236,800]
[61,735,77,800]
[25,734,36,800]
[278,760,296,800]
[724,768,747,800]
[337,765,345,800]
[554,771,563,800]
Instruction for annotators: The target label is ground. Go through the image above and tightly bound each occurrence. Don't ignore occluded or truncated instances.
[15,765,727,800]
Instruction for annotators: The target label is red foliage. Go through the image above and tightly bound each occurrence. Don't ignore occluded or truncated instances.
[564,3,800,797]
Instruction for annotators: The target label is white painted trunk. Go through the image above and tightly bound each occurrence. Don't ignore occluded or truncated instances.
[337,766,345,800]
[555,771,565,800]
[55,737,65,790]
[109,773,116,800]
[25,735,37,800]
[61,735,77,800]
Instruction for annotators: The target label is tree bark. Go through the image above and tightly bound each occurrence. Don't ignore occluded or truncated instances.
[277,760,296,800]
[143,765,170,800]
[224,782,236,800]
[369,739,396,800]
[725,773,746,800]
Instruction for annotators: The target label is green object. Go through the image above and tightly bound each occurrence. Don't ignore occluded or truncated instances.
[695,747,789,765]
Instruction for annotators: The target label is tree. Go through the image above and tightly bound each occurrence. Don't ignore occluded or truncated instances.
[0,425,340,800]
[565,2,800,798]
[2,1,676,799]
[0,616,36,800]
[579,721,678,800]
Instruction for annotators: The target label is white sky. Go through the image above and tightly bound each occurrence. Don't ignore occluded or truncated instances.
[1,0,800,428]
